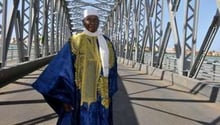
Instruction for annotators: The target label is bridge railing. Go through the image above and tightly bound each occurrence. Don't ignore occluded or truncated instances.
[6,45,41,66]
[143,53,220,82]
[197,62,220,82]
[162,56,220,82]
[163,56,178,73]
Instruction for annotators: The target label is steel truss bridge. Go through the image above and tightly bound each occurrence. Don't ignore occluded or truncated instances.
[0,0,220,84]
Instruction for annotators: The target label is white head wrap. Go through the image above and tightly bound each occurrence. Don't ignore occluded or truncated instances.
[83,9,98,18]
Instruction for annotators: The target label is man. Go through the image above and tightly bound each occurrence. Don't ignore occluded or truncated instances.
[32,8,118,125]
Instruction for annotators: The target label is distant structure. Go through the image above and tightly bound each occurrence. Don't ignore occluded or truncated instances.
[166,48,220,57]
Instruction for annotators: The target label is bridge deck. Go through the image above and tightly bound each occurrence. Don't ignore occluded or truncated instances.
[1,64,220,125]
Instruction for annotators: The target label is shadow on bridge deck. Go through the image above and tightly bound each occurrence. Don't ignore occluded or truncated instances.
[1,64,220,125]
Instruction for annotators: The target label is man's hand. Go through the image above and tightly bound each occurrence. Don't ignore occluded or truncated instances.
[63,104,74,112]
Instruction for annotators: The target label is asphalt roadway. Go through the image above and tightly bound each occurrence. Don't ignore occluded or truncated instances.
[1,63,220,125]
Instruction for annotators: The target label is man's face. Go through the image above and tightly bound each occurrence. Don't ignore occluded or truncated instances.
[83,15,99,33]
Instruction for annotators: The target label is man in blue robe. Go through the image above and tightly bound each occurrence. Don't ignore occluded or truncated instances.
[32,8,118,125]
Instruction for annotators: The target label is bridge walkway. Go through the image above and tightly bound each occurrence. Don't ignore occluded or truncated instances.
[0,64,220,125]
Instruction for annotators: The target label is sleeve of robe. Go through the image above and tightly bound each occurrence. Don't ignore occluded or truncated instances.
[106,38,118,97]
[32,42,77,124]
[105,39,118,125]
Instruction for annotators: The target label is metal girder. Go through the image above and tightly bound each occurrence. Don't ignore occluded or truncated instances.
[56,0,63,51]
[50,0,55,54]
[0,1,2,34]
[42,0,50,56]
[113,2,123,57]
[114,0,126,60]
[139,25,149,64]
[217,0,220,12]
[27,0,34,59]
[135,0,145,63]
[171,0,180,11]
[66,1,113,11]
[121,3,126,59]
[96,0,115,3]
[123,0,133,61]
[180,0,199,76]
[0,0,71,68]
[152,0,164,67]
[0,0,8,67]
[166,0,181,74]
[127,0,135,63]
[189,11,220,78]
[33,0,41,58]
[20,0,30,61]
[135,0,148,64]
[2,0,21,65]
[167,0,181,57]
[157,22,172,69]
[15,9,26,63]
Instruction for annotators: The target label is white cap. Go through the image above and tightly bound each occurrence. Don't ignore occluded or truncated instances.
[83,9,98,18]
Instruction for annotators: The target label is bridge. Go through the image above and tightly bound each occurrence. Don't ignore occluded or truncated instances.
[0,0,220,125]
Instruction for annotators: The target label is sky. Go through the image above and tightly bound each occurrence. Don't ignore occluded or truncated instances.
[1,0,220,52]
[189,0,220,51]
[164,0,219,52]
[197,0,220,51]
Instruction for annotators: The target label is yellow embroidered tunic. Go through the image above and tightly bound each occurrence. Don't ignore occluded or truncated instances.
[70,32,115,108]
